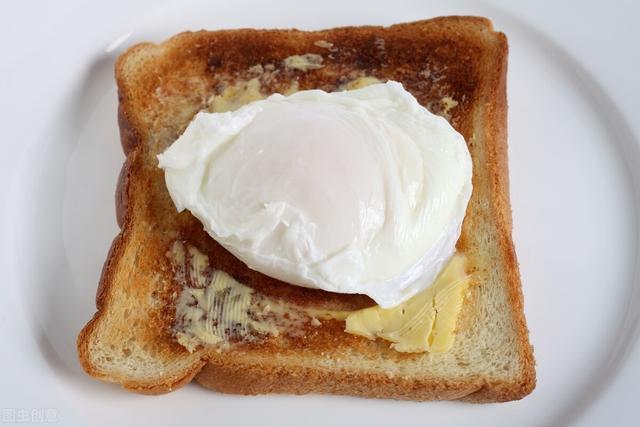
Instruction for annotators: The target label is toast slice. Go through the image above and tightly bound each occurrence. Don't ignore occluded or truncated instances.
[77,17,535,402]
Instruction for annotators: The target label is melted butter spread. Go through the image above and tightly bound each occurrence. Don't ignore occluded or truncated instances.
[283,53,324,71]
[339,76,382,91]
[170,242,469,354]
[345,254,470,353]
[440,96,459,118]
[206,70,379,114]
[170,241,347,352]
[313,40,334,49]
[206,78,264,113]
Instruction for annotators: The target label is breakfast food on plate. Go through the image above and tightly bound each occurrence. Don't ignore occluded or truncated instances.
[77,16,535,402]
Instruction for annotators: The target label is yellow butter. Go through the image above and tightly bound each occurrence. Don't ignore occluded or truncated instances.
[171,242,469,354]
[340,76,381,90]
[171,242,342,352]
[283,53,324,71]
[345,254,470,353]
[207,78,265,113]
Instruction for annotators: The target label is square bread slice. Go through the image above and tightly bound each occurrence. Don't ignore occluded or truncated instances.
[77,16,536,402]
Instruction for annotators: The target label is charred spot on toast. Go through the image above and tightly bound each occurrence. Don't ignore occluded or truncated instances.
[160,28,481,129]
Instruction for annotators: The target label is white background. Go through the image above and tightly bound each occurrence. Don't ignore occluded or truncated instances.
[1,1,639,426]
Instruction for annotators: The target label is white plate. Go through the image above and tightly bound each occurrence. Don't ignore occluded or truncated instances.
[2,0,639,426]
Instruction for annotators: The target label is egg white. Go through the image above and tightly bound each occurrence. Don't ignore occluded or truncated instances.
[158,82,472,308]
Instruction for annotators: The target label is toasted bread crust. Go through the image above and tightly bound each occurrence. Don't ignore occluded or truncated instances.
[77,17,535,401]
[196,354,482,401]
[461,31,535,401]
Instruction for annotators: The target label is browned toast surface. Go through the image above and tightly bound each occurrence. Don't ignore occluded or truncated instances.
[78,16,535,401]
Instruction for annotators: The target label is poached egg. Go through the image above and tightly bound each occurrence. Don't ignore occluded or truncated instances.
[158,81,472,308]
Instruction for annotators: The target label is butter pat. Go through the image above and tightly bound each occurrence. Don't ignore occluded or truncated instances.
[345,254,470,353]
